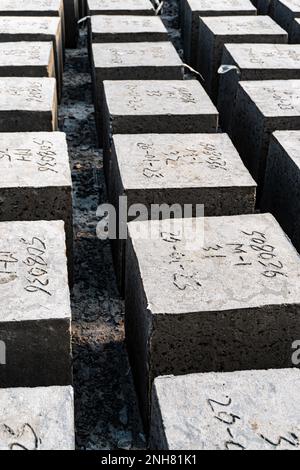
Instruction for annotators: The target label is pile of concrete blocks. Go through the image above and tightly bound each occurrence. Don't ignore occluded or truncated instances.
[0,1,77,451]
[87,0,300,451]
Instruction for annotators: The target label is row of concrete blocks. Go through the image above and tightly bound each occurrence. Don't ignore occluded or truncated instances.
[0,2,79,451]
[85,2,300,449]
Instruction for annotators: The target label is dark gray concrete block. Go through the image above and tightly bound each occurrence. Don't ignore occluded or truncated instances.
[0,41,55,78]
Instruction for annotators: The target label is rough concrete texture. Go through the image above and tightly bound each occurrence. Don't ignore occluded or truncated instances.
[272,0,300,39]
[231,79,300,190]
[197,15,288,100]
[64,0,79,48]
[0,0,63,15]
[182,0,257,67]
[0,41,55,78]
[0,16,63,99]
[125,213,300,426]
[261,130,300,253]
[0,131,73,263]
[0,220,72,388]
[0,386,75,450]
[87,0,155,16]
[103,80,218,179]
[150,369,300,450]
[0,77,58,132]
[252,0,273,14]
[218,43,300,131]
[292,17,300,42]
[90,15,169,43]
[92,42,183,146]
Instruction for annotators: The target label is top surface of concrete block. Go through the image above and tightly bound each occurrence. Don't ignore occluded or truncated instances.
[91,15,167,35]
[153,369,300,450]
[92,42,182,69]
[128,213,300,314]
[88,0,155,14]
[239,79,300,117]
[0,77,56,112]
[0,386,74,450]
[0,0,62,13]
[272,130,300,167]
[187,0,257,13]
[0,132,71,188]
[0,41,53,68]
[224,43,300,70]
[0,220,71,322]
[201,15,287,36]
[278,0,300,14]
[104,80,218,116]
[0,16,61,36]
[113,133,256,189]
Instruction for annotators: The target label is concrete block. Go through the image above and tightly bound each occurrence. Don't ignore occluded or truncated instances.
[292,17,300,42]
[87,0,155,16]
[90,15,169,44]
[218,43,300,131]
[150,369,300,450]
[0,132,73,270]
[197,15,288,100]
[0,220,72,388]
[0,77,58,132]
[92,42,183,146]
[230,79,300,191]
[261,130,300,253]
[110,133,256,288]
[125,213,300,425]
[103,79,219,179]
[0,386,75,450]
[0,42,55,78]
[252,0,274,14]
[64,0,79,48]
[183,0,257,68]
[272,0,300,40]
[0,16,63,101]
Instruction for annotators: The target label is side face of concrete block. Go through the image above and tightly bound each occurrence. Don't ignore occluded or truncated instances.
[292,17,300,42]
[88,0,155,15]
[0,220,72,388]
[197,15,288,99]
[0,386,75,450]
[272,0,300,37]
[150,369,300,450]
[255,0,273,14]
[0,132,73,259]
[125,213,300,425]
[0,0,62,16]
[231,79,300,188]
[0,77,57,132]
[261,130,300,253]
[90,15,169,43]
[0,41,55,78]
[64,0,79,47]
[183,0,257,67]
[218,43,300,131]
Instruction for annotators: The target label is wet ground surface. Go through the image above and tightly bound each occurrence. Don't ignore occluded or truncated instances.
[59,1,182,450]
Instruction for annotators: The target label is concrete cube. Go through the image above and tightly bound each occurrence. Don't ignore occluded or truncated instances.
[0,42,55,78]
[218,43,300,131]
[183,0,257,68]
[64,0,79,48]
[0,77,57,132]
[0,16,63,100]
[126,213,300,425]
[0,386,75,450]
[197,15,288,100]
[0,132,73,270]
[110,133,256,287]
[87,0,155,16]
[272,0,300,40]
[103,79,219,179]
[231,80,300,191]
[150,369,300,450]
[92,42,183,146]
[0,220,72,388]
[292,17,300,42]
[261,131,300,254]
[90,15,169,44]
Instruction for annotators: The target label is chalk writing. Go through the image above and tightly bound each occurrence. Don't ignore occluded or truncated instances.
[21,237,51,296]
[0,423,41,450]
